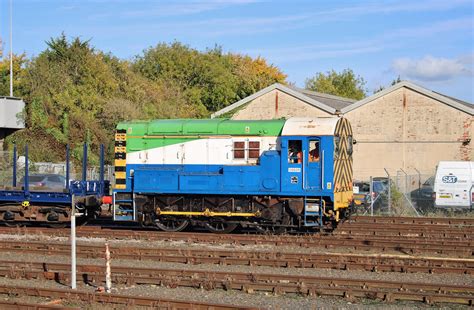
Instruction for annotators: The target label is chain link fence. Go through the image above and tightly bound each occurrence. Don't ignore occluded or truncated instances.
[354,168,472,217]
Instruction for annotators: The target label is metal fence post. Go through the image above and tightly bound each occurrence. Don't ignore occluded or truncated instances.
[384,168,391,215]
[369,176,373,216]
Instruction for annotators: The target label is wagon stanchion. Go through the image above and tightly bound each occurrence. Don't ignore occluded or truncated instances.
[12,144,16,187]
[70,194,76,290]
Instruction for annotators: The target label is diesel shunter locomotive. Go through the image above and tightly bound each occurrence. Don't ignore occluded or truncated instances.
[113,117,353,233]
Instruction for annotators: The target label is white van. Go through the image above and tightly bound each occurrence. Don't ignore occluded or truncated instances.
[433,161,474,210]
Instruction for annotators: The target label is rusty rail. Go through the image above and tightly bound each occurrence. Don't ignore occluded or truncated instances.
[0,283,254,309]
[1,260,472,305]
[345,216,474,226]
[0,226,472,256]
[0,240,471,274]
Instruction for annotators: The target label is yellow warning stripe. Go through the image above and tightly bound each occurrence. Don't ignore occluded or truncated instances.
[115,172,126,179]
[115,159,126,166]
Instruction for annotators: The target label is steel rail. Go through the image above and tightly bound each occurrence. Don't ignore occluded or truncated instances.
[0,283,255,309]
[346,216,474,226]
[0,300,77,309]
[1,260,472,305]
[0,226,471,256]
[0,240,471,274]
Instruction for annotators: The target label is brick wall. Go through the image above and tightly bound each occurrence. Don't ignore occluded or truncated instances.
[345,87,473,180]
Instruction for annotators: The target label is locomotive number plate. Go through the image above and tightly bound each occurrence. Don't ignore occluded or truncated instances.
[288,168,301,172]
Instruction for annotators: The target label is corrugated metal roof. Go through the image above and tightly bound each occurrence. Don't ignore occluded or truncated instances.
[287,86,356,111]
[341,81,473,115]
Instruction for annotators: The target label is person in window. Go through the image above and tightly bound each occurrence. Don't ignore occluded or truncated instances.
[309,143,319,162]
[288,147,302,163]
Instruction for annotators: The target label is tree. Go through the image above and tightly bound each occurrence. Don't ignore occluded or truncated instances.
[133,42,286,112]
[373,75,403,94]
[4,36,287,163]
[305,69,366,100]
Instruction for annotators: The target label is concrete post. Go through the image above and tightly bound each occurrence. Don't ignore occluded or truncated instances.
[105,242,111,293]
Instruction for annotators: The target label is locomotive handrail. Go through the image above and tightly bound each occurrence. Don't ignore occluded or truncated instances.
[302,150,306,190]
[322,150,325,190]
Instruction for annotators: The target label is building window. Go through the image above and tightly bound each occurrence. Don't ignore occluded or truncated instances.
[233,141,245,159]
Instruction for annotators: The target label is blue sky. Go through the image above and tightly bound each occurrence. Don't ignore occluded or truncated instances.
[1,0,473,102]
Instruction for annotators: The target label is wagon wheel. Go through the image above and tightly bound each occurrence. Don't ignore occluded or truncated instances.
[204,221,238,234]
[154,217,189,232]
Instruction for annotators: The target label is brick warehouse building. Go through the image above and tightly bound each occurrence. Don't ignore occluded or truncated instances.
[212,81,473,181]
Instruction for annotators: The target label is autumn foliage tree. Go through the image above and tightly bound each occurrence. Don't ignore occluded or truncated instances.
[4,35,287,163]
[305,69,367,100]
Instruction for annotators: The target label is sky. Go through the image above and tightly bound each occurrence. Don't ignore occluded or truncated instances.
[1,0,473,102]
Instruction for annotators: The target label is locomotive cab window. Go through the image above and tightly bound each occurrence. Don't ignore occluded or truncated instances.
[309,140,320,162]
[288,140,302,164]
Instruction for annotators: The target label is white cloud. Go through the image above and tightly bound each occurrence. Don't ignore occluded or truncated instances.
[392,55,473,81]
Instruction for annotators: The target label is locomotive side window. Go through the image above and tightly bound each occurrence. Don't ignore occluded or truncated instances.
[288,140,302,163]
[248,141,260,159]
[233,142,245,159]
[309,140,320,162]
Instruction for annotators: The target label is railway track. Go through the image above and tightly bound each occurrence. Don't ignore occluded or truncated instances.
[346,216,474,226]
[0,226,472,256]
[0,283,250,309]
[1,260,472,305]
[0,239,471,274]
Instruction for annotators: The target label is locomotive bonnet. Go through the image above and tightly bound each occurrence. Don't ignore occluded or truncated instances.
[113,117,353,232]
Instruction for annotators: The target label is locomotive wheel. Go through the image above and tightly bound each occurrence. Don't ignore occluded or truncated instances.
[204,221,238,234]
[4,221,25,228]
[48,222,68,228]
[154,217,189,232]
[256,212,291,234]
[255,224,286,234]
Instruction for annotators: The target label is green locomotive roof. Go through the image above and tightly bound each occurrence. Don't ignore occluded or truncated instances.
[117,119,286,137]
